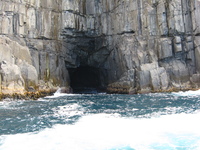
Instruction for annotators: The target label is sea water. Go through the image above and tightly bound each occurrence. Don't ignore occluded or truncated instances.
[0,90,200,150]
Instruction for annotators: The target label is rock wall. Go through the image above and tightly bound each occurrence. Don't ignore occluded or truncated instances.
[1,0,200,96]
[93,0,200,93]
[0,0,68,96]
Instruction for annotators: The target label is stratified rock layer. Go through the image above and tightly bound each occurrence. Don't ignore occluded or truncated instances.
[0,0,200,96]
[94,0,200,93]
[0,0,67,95]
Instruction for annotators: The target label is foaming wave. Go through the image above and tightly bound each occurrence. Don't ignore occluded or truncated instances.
[1,112,200,150]
[53,103,84,119]
[44,87,81,99]
[45,93,81,99]
[0,100,25,109]
[172,89,200,97]
[45,93,73,98]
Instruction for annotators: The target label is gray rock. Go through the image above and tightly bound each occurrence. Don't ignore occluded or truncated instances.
[158,38,173,60]
[150,67,169,91]
[17,60,38,87]
[0,61,25,94]
[1,0,200,95]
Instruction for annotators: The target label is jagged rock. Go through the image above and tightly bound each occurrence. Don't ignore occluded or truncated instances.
[0,37,14,64]
[138,70,151,93]
[17,60,38,87]
[173,36,182,53]
[150,67,169,91]
[60,87,73,93]
[195,37,200,73]
[158,38,173,60]
[0,61,25,94]
[191,74,200,88]
[191,0,200,35]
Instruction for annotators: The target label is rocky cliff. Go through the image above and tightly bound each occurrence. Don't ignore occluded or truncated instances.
[1,0,200,96]
[0,0,67,97]
[93,0,200,94]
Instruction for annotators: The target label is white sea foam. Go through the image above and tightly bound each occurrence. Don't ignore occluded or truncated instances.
[45,93,74,98]
[44,88,80,99]
[1,112,200,150]
[53,103,84,118]
[172,89,200,97]
[0,100,25,109]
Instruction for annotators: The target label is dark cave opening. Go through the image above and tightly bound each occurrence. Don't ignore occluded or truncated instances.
[68,66,104,94]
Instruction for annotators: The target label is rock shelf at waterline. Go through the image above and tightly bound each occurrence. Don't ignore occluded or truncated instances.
[0,87,73,100]
[2,87,200,101]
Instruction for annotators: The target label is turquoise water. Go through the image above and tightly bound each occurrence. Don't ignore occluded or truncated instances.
[1,90,200,150]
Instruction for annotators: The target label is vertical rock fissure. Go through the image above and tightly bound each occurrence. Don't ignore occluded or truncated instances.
[1,0,200,96]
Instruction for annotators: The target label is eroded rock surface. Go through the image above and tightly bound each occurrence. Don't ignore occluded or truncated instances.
[94,0,200,93]
[1,0,200,96]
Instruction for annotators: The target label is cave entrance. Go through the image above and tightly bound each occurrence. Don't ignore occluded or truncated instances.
[68,66,104,94]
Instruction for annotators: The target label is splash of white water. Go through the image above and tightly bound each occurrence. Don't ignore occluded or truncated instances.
[172,89,200,97]
[45,88,77,99]
[1,112,200,150]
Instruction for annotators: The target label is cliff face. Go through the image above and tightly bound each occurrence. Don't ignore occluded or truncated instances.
[1,0,200,95]
[0,0,66,95]
[93,0,200,93]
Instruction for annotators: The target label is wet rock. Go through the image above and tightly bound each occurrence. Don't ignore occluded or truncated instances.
[60,87,73,93]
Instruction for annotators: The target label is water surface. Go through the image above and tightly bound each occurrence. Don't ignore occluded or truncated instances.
[1,90,200,150]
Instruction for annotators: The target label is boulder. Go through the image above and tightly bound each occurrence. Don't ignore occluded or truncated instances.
[150,67,169,91]
[17,60,38,88]
[0,61,25,94]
